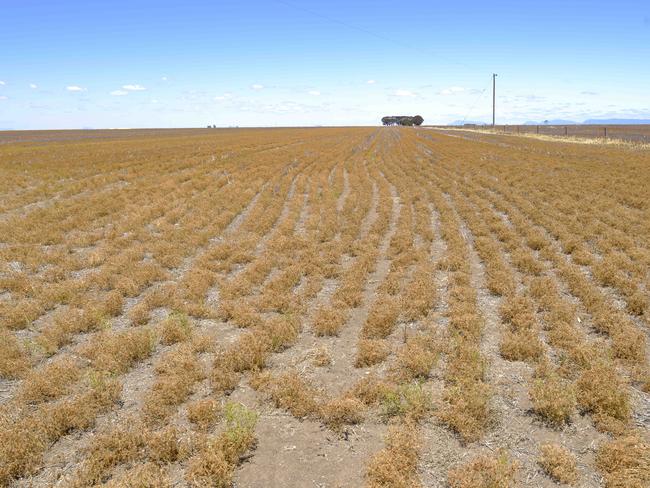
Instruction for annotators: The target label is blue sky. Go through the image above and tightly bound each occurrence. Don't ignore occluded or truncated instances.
[1,0,649,129]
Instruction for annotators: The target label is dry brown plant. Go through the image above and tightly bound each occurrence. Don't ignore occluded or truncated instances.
[447,450,519,488]
[538,443,578,485]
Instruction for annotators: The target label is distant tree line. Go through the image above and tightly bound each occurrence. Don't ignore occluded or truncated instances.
[382,115,424,126]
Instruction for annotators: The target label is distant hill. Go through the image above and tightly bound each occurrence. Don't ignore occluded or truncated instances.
[449,120,488,126]
[523,118,650,125]
[583,118,650,125]
[524,119,577,125]
[443,118,650,127]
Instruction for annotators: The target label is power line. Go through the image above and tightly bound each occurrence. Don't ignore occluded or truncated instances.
[461,76,492,125]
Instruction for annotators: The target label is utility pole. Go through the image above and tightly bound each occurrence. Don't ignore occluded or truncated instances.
[492,73,497,127]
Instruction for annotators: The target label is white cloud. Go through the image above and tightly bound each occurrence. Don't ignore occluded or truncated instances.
[214,92,232,101]
[66,85,86,92]
[161,76,168,81]
[110,90,128,96]
[0,80,6,86]
[308,90,321,96]
[251,84,264,90]
[395,89,416,97]
[123,84,146,91]
[0,95,7,100]
[29,83,38,89]
[440,86,465,95]
[367,80,376,84]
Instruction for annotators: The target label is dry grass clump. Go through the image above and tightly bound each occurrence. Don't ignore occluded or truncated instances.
[214,330,268,376]
[263,314,300,352]
[73,423,181,486]
[334,275,365,308]
[447,450,519,488]
[103,290,125,317]
[525,228,548,251]
[366,422,421,488]
[215,304,300,391]
[486,268,515,296]
[185,402,258,488]
[146,425,184,464]
[363,295,400,339]
[0,298,45,330]
[187,398,221,430]
[190,330,216,353]
[321,397,365,430]
[529,367,576,426]
[356,338,391,367]
[609,320,646,362]
[218,298,263,328]
[527,276,557,307]
[499,328,544,362]
[595,434,650,488]
[391,333,439,381]
[444,342,486,385]
[210,363,240,394]
[499,295,536,329]
[498,294,544,362]
[144,345,205,422]
[102,462,172,488]
[0,413,48,485]
[570,245,593,266]
[36,305,110,354]
[350,374,394,406]
[251,370,321,419]
[186,444,232,488]
[17,356,81,404]
[0,374,121,485]
[43,372,122,436]
[624,289,647,316]
[128,301,151,326]
[380,381,431,421]
[400,265,436,322]
[0,328,29,379]
[160,312,193,344]
[438,379,492,443]
[538,443,578,485]
[556,258,648,364]
[510,248,544,275]
[312,304,347,336]
[81,327,156,374]
[72,423,145,485]
[448,310,484,343]
[576,361,629,431]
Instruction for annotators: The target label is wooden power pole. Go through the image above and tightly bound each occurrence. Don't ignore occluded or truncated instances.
[492,73,497,127]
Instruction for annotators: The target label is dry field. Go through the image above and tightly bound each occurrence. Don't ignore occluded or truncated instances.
[0,127,649,487]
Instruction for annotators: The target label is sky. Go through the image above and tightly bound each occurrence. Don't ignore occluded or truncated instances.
[1,0,649,129]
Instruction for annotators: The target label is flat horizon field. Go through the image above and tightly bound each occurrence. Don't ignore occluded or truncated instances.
[0,127,649,487]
